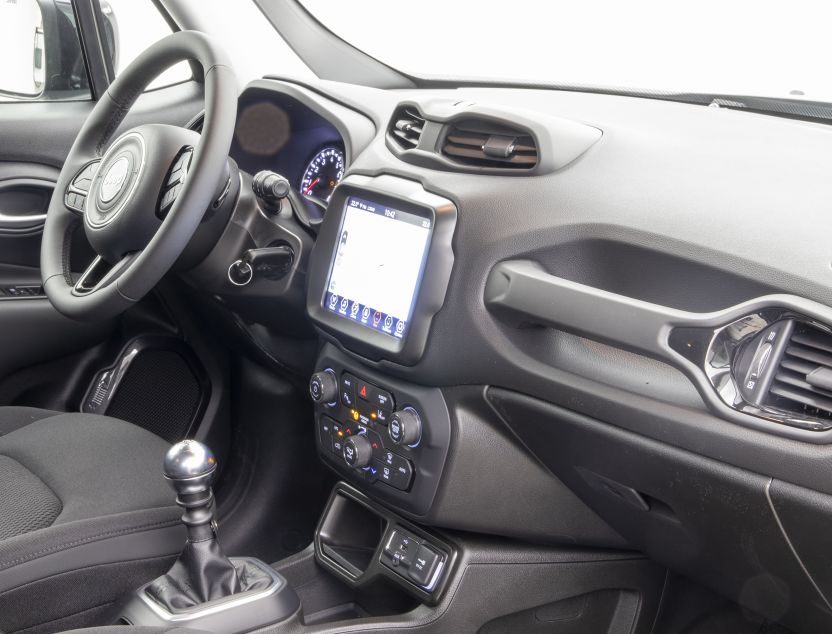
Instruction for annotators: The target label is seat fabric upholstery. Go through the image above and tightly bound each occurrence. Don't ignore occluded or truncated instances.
[0,410,185,634]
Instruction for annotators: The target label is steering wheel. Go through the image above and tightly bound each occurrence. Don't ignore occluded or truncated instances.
[41,31,237,321]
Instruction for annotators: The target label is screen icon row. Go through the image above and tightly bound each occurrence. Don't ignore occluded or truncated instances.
[326,293,406,338]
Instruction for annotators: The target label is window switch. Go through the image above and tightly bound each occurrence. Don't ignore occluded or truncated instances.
[408,544,441,588]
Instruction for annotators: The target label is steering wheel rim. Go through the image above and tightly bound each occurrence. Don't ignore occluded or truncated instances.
[41,30,237,321]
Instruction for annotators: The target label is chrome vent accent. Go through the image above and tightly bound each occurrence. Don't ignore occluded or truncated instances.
[388,107,425,149]
[766,322,832,421]
[441,119,537,169]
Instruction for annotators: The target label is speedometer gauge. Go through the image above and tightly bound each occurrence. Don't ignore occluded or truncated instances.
[300,146,345,202]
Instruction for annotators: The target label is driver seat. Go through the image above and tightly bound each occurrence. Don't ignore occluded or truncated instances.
[0,407,185,634]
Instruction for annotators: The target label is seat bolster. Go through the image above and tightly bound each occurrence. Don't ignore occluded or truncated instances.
[0,407,60,437]
[0,506,184,594]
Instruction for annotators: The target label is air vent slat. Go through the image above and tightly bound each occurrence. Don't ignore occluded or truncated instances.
[784,344,832,369]
[769,385,832,413]
[779,358,817,375]
[762,321,832,423]
[442,145,538,165]
[791,331,832,355]
[441,118,538,170]
[387,106,425,150]
[773,372,832,400]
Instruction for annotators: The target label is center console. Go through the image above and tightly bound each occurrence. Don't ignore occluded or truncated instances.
[305,174,457,516]
[303,174,458,605]
[309,346,451,516]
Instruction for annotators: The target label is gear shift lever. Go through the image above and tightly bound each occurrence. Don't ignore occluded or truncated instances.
[146,440,244,610]
[120,440,300,629]
[163,440,220,542]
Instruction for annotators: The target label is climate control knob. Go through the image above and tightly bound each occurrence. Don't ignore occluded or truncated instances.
[388,407,422,446]
[343,435,373,468]
[309,369,337,406]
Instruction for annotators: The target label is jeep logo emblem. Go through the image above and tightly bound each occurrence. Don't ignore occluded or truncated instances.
[99,157,130,203]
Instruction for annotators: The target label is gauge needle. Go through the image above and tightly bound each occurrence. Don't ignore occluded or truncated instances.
[304,177,320,195]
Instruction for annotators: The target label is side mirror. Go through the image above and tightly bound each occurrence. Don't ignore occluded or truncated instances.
[0,0,46,99]
[0,0,119,101]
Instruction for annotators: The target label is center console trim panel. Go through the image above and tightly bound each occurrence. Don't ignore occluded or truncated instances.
[314,482,456,606]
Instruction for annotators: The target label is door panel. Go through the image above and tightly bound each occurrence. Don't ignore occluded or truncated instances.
[0,81,204,397]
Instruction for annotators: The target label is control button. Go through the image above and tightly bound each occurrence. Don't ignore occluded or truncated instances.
[363,427,383,453]
[65,192,86,212]
[370,386,394,412]
[355,398,375,418]
[375,407,390,425]
[748,342,773,381]
[389,407,422,446]
[331,423,346,456]
[408,544,441,587]
[356,380,371,402]
[317,417,334,453]
[342,390,355,408]
[168,151,192,185]
[341,374,356,408]
[160,183,182,211]
[383,529,420,568]
[343,435,373,468]
[309,369,338,405]
[374,454,413,491]
[390,457,413,490]
[72,162,98,192]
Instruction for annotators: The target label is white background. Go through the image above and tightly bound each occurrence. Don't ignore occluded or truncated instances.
[302,0,832,102]
[5,1,831,102]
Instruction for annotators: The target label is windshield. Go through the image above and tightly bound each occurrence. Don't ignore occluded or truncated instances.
[299,0,832,103]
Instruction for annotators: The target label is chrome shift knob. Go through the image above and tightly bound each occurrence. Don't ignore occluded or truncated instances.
[163,440,219,539]
[163,440,217,496]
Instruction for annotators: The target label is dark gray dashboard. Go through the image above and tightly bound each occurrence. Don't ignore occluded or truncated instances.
[209,75,832,632]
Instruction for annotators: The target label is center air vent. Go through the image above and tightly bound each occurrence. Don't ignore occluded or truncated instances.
[388,107,425,149]
[766,322,832,422]
[441,119,538,169]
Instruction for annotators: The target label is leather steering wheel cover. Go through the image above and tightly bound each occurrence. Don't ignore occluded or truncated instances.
[41,31,237,320]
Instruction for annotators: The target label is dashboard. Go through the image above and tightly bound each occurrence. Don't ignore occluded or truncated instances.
[182,74,832,631]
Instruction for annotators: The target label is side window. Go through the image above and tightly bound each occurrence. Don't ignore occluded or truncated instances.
[100,0,192,90]
[0,0,91,102]
[0,0,191,104]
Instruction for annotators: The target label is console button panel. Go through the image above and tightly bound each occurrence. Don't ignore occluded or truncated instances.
[317,373,415,492]
[381,528,445,590]
[311,346,451,516]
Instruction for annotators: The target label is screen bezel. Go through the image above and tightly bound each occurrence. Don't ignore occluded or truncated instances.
[306,176,457,365]
[322,195,434,343]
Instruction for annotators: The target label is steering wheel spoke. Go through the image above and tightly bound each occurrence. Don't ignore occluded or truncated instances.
[64,160,101,215]
[73,251,141,296]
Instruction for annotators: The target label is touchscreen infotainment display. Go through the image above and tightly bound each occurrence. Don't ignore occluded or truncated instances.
[324,196,432,340]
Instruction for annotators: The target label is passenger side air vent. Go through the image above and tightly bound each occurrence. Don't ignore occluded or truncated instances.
[441,119,538,169]
[388,107,425,149]
[766,322,832,422]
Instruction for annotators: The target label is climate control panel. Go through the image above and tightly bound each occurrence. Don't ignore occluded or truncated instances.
[310,346,451,515]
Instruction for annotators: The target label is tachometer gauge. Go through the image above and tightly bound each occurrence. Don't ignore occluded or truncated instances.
[300,146,345,202]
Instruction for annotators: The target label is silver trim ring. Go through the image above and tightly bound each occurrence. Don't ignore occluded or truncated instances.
[85,131,147,229]
[138,557,286,622]
[227,260,253,287]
